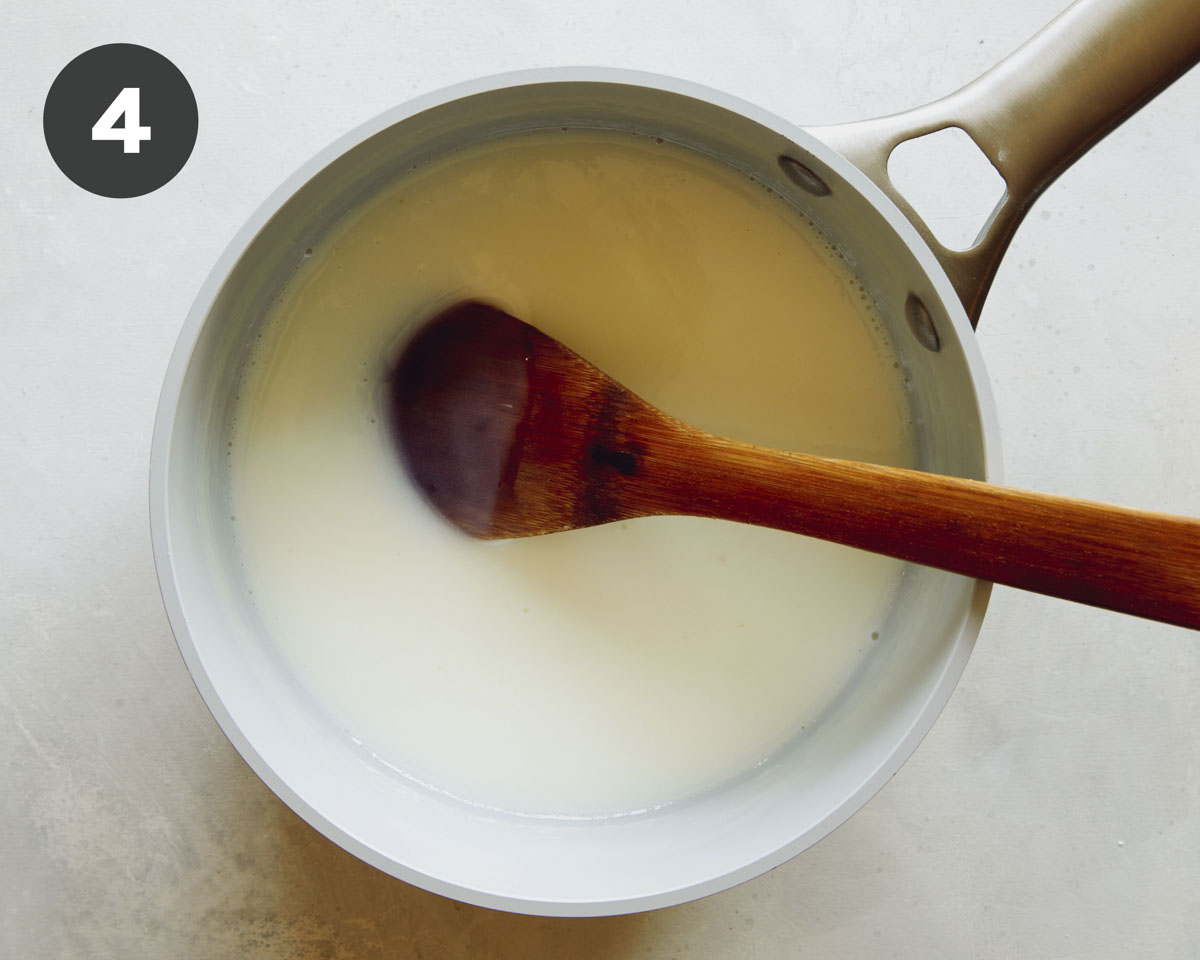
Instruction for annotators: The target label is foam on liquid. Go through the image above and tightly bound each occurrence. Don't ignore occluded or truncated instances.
[229,130,916,817]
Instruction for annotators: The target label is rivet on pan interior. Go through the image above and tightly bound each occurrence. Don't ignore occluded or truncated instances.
[777,156,831,197]
[905,293,941,352]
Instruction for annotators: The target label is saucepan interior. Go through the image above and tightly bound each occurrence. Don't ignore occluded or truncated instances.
[151,70,997,915]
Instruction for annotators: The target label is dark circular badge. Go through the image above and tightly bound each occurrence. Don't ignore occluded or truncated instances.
[44,44,198,198]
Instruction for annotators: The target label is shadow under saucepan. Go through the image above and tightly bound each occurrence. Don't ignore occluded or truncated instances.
[217,775,665,960]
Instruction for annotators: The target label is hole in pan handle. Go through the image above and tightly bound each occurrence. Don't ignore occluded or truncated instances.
[807,0,1200,327]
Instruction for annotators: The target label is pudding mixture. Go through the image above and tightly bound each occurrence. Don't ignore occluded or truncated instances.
[228,130,915,817]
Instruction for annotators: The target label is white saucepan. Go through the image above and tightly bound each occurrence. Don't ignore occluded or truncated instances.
[150,0,1200,916]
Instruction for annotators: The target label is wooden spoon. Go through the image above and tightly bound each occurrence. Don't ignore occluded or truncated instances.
[388,300,1200,629]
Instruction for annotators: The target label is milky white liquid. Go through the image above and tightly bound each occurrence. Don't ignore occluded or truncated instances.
[229,130,915,818]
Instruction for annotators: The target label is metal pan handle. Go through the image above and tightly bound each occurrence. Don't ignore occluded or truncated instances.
[810,0,1200,326]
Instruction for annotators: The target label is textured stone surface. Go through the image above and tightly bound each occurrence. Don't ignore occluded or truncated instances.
[2,0,1198,956]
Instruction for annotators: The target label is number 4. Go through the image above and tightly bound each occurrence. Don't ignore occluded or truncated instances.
[92,87,151,154]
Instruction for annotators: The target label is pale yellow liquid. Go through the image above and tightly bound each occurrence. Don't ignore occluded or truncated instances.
[229,130,915,817]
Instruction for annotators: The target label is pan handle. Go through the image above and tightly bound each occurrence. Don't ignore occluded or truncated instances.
[809,0,1200,327]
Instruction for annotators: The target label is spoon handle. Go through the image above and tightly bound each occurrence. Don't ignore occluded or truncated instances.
[661,434,1200,629]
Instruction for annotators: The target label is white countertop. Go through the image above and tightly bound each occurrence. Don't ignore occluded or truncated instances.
[3,0,1198,956]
